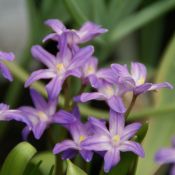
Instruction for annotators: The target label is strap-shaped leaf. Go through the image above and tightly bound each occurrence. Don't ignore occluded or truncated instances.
[136,34,175,175]
[66,160,87,175]
[0,142,37,175]
[24,151,55,175]
[109,0,175,43]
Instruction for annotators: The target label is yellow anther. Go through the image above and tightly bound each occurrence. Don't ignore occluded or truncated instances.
[38,111,48,121]
[79,135,85,142]
[56,63,64,73]
[137,77,145,85]
[113,135,120,143]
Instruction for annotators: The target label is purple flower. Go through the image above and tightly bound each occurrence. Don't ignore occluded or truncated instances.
[0,51,15,81]
[25,34,94,100]
[81,110,144,173]
[155,137,175,175]
[76,67,132,113]
[43,19,108,44]
[53,107,93,162]
[111,62,173,95]
[15,89,75,139]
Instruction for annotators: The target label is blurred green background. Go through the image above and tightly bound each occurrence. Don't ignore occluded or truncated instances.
[0,0,175,175]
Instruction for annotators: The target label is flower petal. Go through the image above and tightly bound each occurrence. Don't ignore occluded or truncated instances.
[68,46,94,69]
[44,19,65,34]
[111,63,130,77]
[80,92,105,102]
[53,110,76,124]
[65,69,82,78]
[88,117,109,135]
[96,68,117,84]
[88,117,110,136]
[33,122,47,139]
[104,148,120,173]
[22,126,30,140]
[121,123,141,141]
[81,135,111,151]
[0,51,15,61]
[109,109,124,136]
[25,69,55,87]
[107,96,126,113]
[120,141,144,157]
[62,149,78,160]
[31,45,56,67]
[149,82,173,91]
[170,164,175,175]
[134,83,152,95]
[46,76,63,100]
[0,103,9,110]
[80,150,93,162]
[72,106,81,119]
[30,89,47,111]
[82,56,98,77]
[77,21,108,43]
[42,33,59,42]
[57,33,72,62]
[53,140,77,154]
[131,62,147,84]
[0,63,13,81]
[155,148,175,164]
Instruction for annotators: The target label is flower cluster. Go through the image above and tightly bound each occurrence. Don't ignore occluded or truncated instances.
[0,19,173,173]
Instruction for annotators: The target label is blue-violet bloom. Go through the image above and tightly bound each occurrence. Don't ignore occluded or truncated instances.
[81,110,144,172]
[25,34,94,100]
[0,51,15,81]
[43,19,108,45]
[76,68,132,113]
[18,89,75,139]
[53,107,94,162]
[111,62,173,95]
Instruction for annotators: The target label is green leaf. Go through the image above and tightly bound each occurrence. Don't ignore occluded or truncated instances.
[108,0,143,28]
[136,33,175,175]
[24,152,55,175]
[92,0,107,24]
[109,0,175,43]
[24,160,42,175]
[66,160,87,175]
[0,142,37,175]
[140,17,164,66]
[63,0,88,25]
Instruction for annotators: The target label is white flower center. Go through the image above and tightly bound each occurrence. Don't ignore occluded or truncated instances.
[136,76,145,86]
[85,66,95,76]
[56,63,65,74]
[38,111,48,122]
[101,86,115,98]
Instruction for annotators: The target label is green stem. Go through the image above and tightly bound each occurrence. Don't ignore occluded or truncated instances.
[4,60,175,120]
[55,155,63,175]
[125,94,138,119]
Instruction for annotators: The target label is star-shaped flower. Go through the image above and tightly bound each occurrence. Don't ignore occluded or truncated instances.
[81,110,144,172]
[25,34,94,99]
[111,62,173,95]
[53,107,94,162]
[43,19,108,45]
